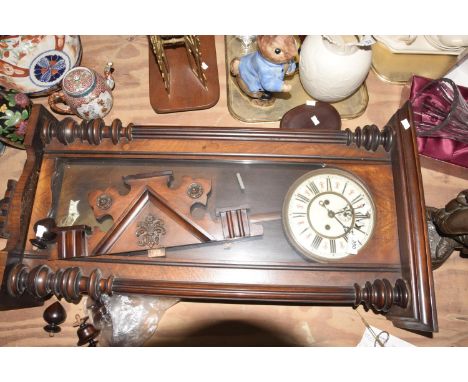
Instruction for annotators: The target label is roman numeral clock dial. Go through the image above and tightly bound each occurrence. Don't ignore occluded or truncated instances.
[282,168,375,262]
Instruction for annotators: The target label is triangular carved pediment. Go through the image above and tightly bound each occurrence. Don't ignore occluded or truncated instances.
[93,189,216,255]
[85,171,262,256]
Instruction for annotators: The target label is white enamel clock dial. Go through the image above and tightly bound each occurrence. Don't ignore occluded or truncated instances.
[283,168,375,262]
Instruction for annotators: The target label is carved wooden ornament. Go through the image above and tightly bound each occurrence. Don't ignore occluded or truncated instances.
[86,171,263,257]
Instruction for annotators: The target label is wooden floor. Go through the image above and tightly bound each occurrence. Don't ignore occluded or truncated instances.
[1,36,467,347]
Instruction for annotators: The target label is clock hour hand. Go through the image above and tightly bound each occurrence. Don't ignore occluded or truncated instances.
[319,200,337,216]
[319,201,351,220]
[319,201,352,233]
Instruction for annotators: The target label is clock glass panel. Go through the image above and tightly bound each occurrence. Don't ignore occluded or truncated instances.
[50,158,395,268]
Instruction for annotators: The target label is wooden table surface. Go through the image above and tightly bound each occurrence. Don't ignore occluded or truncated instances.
[0,36,467,347]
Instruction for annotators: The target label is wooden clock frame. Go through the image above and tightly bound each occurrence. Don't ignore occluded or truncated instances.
[0,103,437,333]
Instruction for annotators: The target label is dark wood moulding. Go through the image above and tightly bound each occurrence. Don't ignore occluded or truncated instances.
[6,263,408,313]
[40,115,393,152]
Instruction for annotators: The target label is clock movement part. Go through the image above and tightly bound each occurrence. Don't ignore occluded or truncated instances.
[74,314,100,347]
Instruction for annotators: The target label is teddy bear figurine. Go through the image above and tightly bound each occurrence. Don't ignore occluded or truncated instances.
[230,35,299,107]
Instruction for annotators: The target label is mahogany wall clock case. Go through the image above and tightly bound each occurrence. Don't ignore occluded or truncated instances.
[0,102,437,333]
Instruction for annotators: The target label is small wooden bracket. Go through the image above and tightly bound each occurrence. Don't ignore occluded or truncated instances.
[216,205,261,239]
[55,225,92,260]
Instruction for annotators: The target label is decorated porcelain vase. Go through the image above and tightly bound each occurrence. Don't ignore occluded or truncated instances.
[299,35,372,102]
[48,66,114,120]
[0,35,82,96]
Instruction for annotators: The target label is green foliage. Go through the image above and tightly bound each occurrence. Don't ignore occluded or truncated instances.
[6,93,16,107]
[0,109,22,127]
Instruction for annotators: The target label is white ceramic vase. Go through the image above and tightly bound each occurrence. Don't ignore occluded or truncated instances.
[299,35,372,102]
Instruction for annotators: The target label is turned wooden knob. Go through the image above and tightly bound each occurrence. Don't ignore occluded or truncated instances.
[346,124,394,152]
[30,218,57,250]
[43,301,67,336]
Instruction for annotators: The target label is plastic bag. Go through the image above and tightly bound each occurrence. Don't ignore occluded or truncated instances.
[87,294,179,346]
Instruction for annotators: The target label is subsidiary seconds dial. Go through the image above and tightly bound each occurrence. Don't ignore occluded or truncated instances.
[282,168,375,262]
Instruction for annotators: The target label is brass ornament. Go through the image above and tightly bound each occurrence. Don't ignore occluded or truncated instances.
[96,193,113,210]
[187,182,204,199]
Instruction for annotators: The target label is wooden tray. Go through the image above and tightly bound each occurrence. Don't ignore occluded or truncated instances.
[148,36,220,113]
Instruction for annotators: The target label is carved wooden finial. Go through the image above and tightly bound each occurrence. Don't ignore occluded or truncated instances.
[41,118,133,145]
[354,279,409,312]
[6,263,114,302]
[43,301,67,336]
[346,124,394,152]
